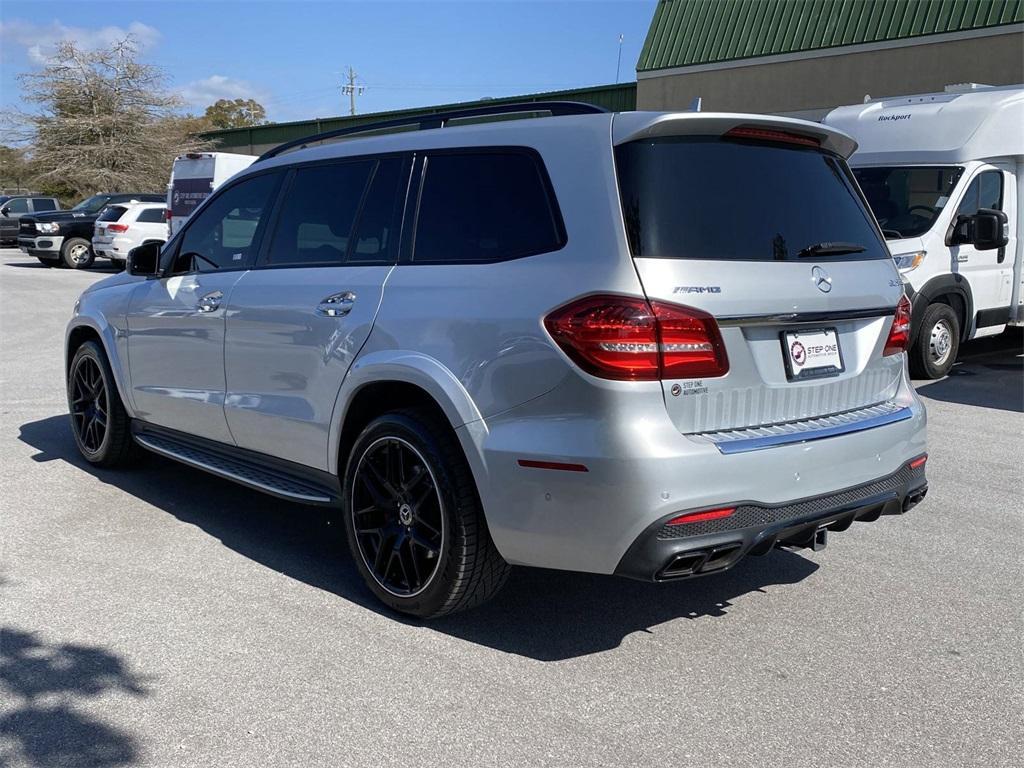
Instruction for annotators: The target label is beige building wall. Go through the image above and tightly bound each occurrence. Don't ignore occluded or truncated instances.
[637,29,1024,119]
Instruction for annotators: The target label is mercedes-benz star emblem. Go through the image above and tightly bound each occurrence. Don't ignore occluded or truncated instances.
[811,266,833,293]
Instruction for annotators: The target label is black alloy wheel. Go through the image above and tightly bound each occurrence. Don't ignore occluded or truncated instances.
[351,436,445,597]
[70,355,109,454]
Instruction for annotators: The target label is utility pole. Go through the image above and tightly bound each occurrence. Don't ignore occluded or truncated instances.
[615,34,624,84]
[341,66,365,115]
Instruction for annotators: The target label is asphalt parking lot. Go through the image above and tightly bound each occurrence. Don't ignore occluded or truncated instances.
[1,247,1021,768]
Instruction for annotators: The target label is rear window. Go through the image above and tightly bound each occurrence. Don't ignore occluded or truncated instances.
[413,151,564,264]
[33,199,57,211]
[97,206,128,222]
[136,207,167,223]
[853,166,963,239]
[616,137,889,261]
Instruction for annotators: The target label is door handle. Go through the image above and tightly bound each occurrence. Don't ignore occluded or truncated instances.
[196,290,223,313]
[316,291,356,317]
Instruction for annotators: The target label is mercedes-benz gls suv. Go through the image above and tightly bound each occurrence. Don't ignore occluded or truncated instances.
[65,104,928,618]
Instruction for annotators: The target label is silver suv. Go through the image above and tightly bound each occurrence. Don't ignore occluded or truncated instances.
[65,103,928,618]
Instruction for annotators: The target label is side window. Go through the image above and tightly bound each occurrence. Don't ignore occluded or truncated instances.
[413,151,564,263]
[267,161,373,267]
[5,198,30,214]
[175,173,279,273]
[32,199,57,212]
[350,157,405,264]
[956,170,1004,218]
[136,208,166,224]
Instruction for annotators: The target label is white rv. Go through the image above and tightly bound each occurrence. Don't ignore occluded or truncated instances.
[167,151,256,238]
[826,84,1022,378]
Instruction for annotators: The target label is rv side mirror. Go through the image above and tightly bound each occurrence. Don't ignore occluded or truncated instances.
[127,241,161,276]
[971,208,1009,251]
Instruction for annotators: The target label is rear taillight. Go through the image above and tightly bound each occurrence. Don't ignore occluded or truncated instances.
[165,209,172,221]
[544,295,729,381]
[106,223,129,233]
[724,125,821,148]
[883,294,912,356]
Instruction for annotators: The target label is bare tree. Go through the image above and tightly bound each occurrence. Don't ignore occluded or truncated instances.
[13,37,212,199]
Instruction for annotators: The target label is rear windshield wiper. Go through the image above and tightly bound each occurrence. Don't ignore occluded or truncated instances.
[797,241,866,258]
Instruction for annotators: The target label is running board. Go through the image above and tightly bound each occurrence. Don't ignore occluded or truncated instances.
[131,423,340,505]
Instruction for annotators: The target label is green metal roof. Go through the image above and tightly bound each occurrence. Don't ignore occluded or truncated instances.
[638,0,1024,72]
[204,82,636,151]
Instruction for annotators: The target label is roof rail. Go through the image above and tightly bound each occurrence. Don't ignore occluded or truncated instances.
[256,100,608,162]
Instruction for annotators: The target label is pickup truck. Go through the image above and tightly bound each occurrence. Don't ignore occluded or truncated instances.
[18,192,163,268]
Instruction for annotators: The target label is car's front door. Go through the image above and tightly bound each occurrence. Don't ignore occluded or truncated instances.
[223,156,408,470]
[126,171,282,444]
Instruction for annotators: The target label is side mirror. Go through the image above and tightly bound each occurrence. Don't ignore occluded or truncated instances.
[951,208,1009,250]
[971,208,1009,251]
[127,242,161,276]
[0,206,9,216]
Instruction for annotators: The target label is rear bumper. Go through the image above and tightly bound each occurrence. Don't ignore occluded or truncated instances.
[615,460,928,581]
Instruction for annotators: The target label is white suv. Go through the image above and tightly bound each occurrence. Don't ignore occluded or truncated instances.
[93,202,168,265]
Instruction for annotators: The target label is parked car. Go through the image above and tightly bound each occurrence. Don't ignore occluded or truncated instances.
[93,202,168,266]
[0,195,60,245]
[65,103,928,618]
[826,84,1022,378]
[168,152,256,238]
[18,192,163,268]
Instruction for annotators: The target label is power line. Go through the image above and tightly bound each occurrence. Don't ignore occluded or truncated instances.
[341,66,365,116]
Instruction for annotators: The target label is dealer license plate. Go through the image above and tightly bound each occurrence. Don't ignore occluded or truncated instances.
[782,328,844,380]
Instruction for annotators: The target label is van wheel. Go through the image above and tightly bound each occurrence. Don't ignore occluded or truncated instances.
[342,408,509,619]
[61,237,94,269]
[67,341,138,467]
[909,303,960,379]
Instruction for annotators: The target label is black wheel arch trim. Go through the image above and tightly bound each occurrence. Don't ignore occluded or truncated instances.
[907,273,974,343]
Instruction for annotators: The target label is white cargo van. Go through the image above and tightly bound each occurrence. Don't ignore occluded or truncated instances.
[167,152,256,238]
[826,84,1022,378]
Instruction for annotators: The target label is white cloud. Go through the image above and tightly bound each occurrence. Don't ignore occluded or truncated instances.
[0,19,161,64]
[177,75,267,110]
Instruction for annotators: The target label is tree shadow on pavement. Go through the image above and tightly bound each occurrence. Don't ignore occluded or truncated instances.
[18,415,819,662]
[0,626,148,768]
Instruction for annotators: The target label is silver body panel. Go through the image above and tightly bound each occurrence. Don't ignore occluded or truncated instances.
[67,110,927,575]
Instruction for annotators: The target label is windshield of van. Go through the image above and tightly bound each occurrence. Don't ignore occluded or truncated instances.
[853,166,963,240]
[71,195,111,213]
[615,137,889,261]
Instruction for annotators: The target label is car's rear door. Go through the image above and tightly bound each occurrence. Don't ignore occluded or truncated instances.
[223,155,409,470]
[613,116,905,437]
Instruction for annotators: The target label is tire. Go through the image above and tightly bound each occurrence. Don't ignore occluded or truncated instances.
[909,303,960,379]
[36,257,54,267]
[342,408,509,618]
[61,237,94,269]
[67,340,138,467]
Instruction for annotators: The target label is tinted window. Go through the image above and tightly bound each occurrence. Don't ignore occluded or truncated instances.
[267,161,373,266]
[413,151,563,263]
[4,198,29,214]
[175,173,279,273]
[616,137,890,261]
[136,208,166,223]
[32,199,57,211]
[350,158,405,264]
[853,166,963,239]
[955,170,1004,218]
[73,195,112,213]
[97,206,128,223]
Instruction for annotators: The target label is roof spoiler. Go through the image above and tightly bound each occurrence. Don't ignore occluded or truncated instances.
[256,101,608,163]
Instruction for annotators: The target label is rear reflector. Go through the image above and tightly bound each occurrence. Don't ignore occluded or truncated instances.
[666,507,736,526]
[517,459,589,473]
[544,294,729,381]
[106,223,129,233]
[724,126,821,148]
[884,294,913,356]
[909,455,927,470]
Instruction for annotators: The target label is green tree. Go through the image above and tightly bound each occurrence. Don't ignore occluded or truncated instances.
[203,98,268,129]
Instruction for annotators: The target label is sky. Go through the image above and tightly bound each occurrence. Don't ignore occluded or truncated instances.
[0,0,657,124]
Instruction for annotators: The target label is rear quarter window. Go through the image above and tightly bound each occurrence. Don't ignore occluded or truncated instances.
[412,150,564,264]
[616,137,889,261]
[32,199,57,212]
[136,208,167,224]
